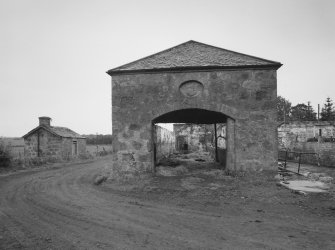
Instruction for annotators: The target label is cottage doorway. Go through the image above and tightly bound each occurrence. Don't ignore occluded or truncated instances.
[72,141,78,156]
[152,108,232,172]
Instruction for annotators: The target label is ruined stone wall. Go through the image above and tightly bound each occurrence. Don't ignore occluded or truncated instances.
[281,141,335,167]
[112,69,278,172]
[315,143,335,167]
[278,122,335,148]
[174,124,214,152]
[173,123,226,166]
[278,122,335,167]
[155,125,175,161]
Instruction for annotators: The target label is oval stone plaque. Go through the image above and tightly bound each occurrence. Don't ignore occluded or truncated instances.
[179,81,204,98]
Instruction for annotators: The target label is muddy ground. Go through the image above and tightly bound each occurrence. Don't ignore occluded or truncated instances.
[1,155,335,250]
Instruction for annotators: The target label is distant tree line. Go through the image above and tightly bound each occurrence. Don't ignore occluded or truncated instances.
[277,96,335,122]
[83,134,113,145]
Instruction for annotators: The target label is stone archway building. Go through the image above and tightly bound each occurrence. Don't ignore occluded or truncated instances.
[107,40,282,173]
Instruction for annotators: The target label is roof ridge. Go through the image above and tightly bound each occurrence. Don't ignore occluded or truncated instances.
[23,125,85,139]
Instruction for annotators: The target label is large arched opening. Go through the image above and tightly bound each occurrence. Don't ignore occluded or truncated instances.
[151,108,235,172]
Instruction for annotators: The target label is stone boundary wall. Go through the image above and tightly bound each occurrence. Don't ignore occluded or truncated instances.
[280,142,335,167]
[155,125,175,161]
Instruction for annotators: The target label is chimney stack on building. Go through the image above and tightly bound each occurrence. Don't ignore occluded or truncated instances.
[39,116,51,127]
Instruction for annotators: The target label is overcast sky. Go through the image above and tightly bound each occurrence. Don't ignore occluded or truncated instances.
[1,0,334,136]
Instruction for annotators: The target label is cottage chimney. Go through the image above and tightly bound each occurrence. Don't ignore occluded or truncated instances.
[39,116,51,127]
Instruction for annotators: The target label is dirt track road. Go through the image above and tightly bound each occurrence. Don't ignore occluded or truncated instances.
[1,158,335,249]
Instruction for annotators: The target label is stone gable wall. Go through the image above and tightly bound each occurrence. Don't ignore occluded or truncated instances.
[24,128,63,158]
[111,69,278,173]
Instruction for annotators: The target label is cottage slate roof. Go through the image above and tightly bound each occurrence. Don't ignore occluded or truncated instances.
[107,40,282,75]
[23,125,86,139]
[50,126,85,138]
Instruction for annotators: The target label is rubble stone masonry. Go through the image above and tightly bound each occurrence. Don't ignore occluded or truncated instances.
[111,69,278,173]
[278,122,335,167]
[24,128,86,159]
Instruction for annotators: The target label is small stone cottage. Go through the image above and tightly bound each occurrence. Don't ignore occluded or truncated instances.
[23,117,86,158]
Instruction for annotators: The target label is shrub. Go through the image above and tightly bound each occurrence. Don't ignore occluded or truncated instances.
[0,141,12,168]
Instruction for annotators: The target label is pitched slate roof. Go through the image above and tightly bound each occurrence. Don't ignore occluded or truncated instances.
[50,126,85,138]
[107,40,282,75]
[23,125,86,139]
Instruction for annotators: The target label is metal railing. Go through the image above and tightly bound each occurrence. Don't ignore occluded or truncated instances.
[278,150,319,174]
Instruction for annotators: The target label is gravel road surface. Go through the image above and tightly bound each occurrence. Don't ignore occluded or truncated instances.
[1,157,335,249]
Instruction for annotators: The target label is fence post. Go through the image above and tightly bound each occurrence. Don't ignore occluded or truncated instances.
[284,150,288,169]
[298,153,301,174]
